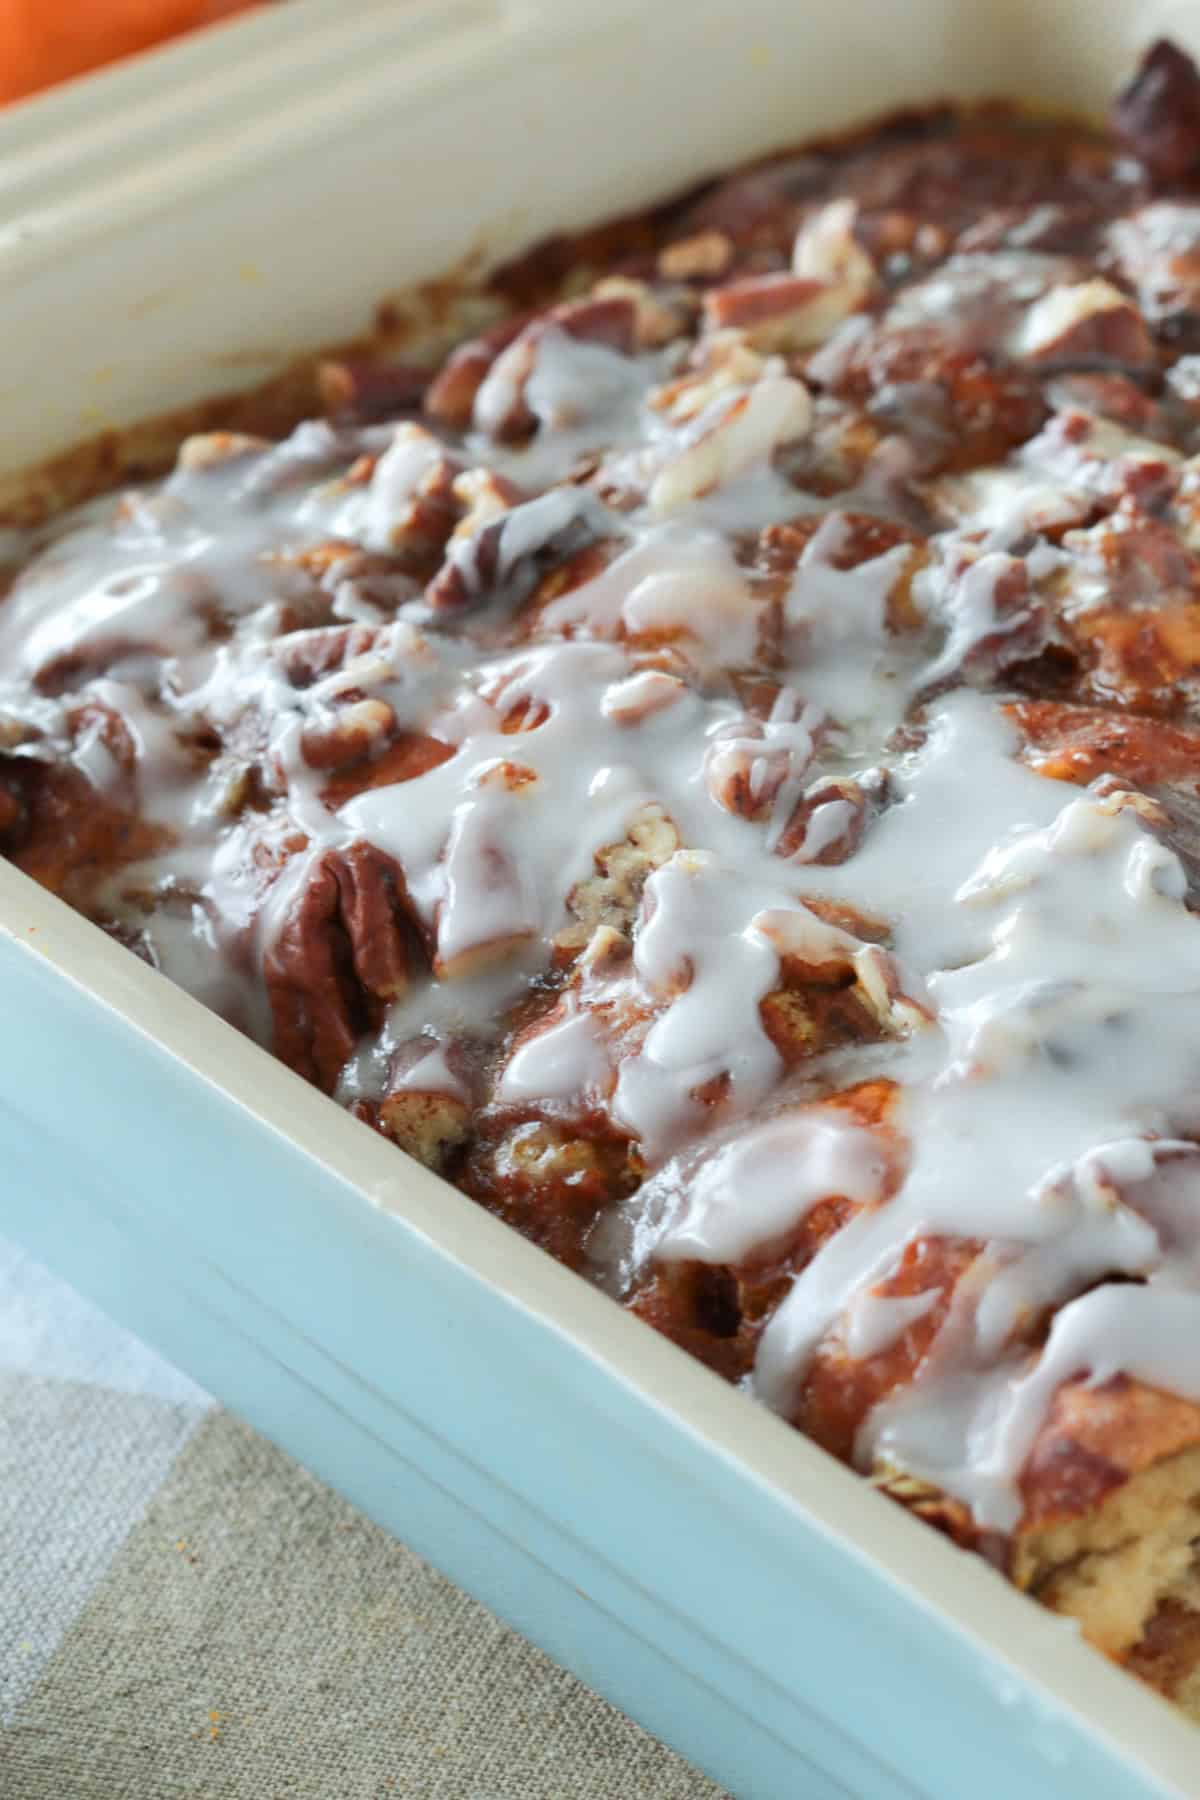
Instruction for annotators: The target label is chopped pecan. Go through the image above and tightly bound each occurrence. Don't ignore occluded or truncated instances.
[1025,406,1182,512]
[426,487,611,613]
[1010,699,1200,786]
[657,231,734,281]
[650,331,769,422]
[1064,505,1198,610]
[337,422,463,563]
[317,358,431,422]
[267,539,418,623]
[649,375,813,511]
[471,294,639,441]
[749,903,868,985]
[176,431,271,472]
[817,317,1047,472]
[319,729,455,811]
[449,467,528,538]
[1086,777,1172,830]
[300,697,398,772]
[751,904,931,1034]
[551,292,638,354]
[423,311,534,427]
[593,275,695,346]
[702,274,862,352]
[1109,202,1200,331]
[756,510,921,587]
[852,943,935,1035]
[1013,279,1156,369]
[703,700,823,821]
[599,668,689,724]
[471,331,541,442]
[874,1466,978,1550]
[1045,505,1200,707]
[919,549,1050,691]
[460,1117,633,1270]
[791,199,877,300]
[774,769,889,863]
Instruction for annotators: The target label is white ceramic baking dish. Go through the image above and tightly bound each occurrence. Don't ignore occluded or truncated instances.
[4,3,1200,1794]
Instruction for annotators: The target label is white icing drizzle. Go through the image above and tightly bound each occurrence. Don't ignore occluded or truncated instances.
[844,1288,938,1360]
[8,183,1200,1542]
[756,761,1200,1526]
[539,520,767,677]
[612,853,799,1160]
[653,1109,888,1265]
[1109,201,1200,323]
[499,1004,611,1105]
[392,1040,470,1102]
[783,511,916,725]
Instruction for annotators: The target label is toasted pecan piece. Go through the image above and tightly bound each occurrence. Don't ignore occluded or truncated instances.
[423,311,535,427]
[702,274,863,352]
[318,358,431,422]
[1011,698,1200,786]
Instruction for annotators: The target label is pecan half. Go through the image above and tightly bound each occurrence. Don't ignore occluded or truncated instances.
[426,488,611,613]
[265,841,421,1091]
[471,294,639,442]
[423,311,534,428]
[276,623,383,689]
[1112,39,1200,183]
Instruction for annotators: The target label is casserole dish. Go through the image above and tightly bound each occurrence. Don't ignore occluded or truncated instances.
[4,1,1200,1793]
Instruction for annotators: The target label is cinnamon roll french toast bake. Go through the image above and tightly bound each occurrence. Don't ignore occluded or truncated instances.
[9,36,1200,1713]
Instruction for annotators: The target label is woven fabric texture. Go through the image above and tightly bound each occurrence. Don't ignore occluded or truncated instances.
[0,1238,728,1799]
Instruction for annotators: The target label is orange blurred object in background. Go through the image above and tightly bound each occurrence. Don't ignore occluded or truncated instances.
[0,0,257,103]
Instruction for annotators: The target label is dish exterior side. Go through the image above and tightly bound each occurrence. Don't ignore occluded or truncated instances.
[2,876,1188,1800]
